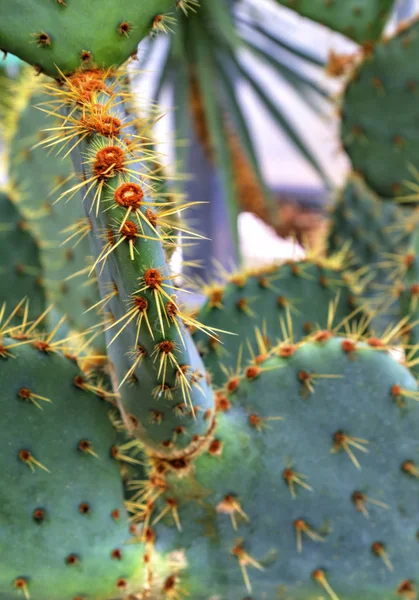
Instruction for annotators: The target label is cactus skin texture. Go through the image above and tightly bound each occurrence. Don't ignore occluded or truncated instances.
[0,335,161,600]
[0,0,175,78]
[5,70,105,347]
[193,258,364,388]
[342,18,419,199]
[275,0,395,44]
[134,334,419,599]
[400,230,419,378]
[327,175,416,336]
[0,190,46,322]
[38,70,215,457]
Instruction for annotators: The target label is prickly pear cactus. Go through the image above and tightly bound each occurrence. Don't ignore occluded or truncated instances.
[275,0,395,44]
[0,0,175,78]
[399,229,419,378]
[4,69,104,346]
[0,190,46,321]
[35,69,215,457]
[193,258,365,387]
[136,333,419,599]
[0,333,166,600]
[328,175,417,336]
[342,18,419,198]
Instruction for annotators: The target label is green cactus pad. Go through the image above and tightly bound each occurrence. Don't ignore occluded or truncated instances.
[193,258,365,388]
[0,0,175,78]
[328,175,415,335]
[0,336,154,600]
[142,334,419,599]
[5,70,105,348]
[399,229,419,378]
[275,0,394,44]
[342,18,419,198]
[0,190,46,322]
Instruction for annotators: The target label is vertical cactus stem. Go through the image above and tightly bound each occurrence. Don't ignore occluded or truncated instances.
[38,69,215,457]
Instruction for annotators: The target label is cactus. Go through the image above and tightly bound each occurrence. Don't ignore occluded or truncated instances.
[34,69,215,457]
[0,0,175,78]
[0,190,46,323]
[399,229,419,378]
[0,328,166,600]
[327,175,418,335]
[3,2,419,599]
[341,18,419,199]
[3,69,105,347]
[192,257,366,387]
[274,0,395,44]
[127,333,419,599]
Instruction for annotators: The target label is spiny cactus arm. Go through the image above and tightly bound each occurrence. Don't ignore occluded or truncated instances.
[0,0,177,78]
[135,333,419,599]
[0,325,168,600]
[275,0,396,44]
[0,190,46,323]
[193,258,365,387]
[342,18,419,199]
[39,70,215,458]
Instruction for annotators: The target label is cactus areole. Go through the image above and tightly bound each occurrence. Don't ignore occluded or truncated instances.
[0,0,174,78]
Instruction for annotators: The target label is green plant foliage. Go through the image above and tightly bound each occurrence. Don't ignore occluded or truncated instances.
[342,18,419,198]
[193,257,366,387]
[0,0,175,77]
[276,0,395,44]
[0,190,46,322]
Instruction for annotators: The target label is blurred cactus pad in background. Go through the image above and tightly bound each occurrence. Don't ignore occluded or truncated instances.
[3,1,419,599]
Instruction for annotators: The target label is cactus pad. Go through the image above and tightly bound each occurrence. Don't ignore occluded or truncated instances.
[0,336,152,600]
[0,190,46,322]
[5,70,105,347]
[0,0,174,78]
[142,334,419,599]
[342,19,419,198]
[193,258,365,388]
[275,0,394,44]
[328,175,415,335]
